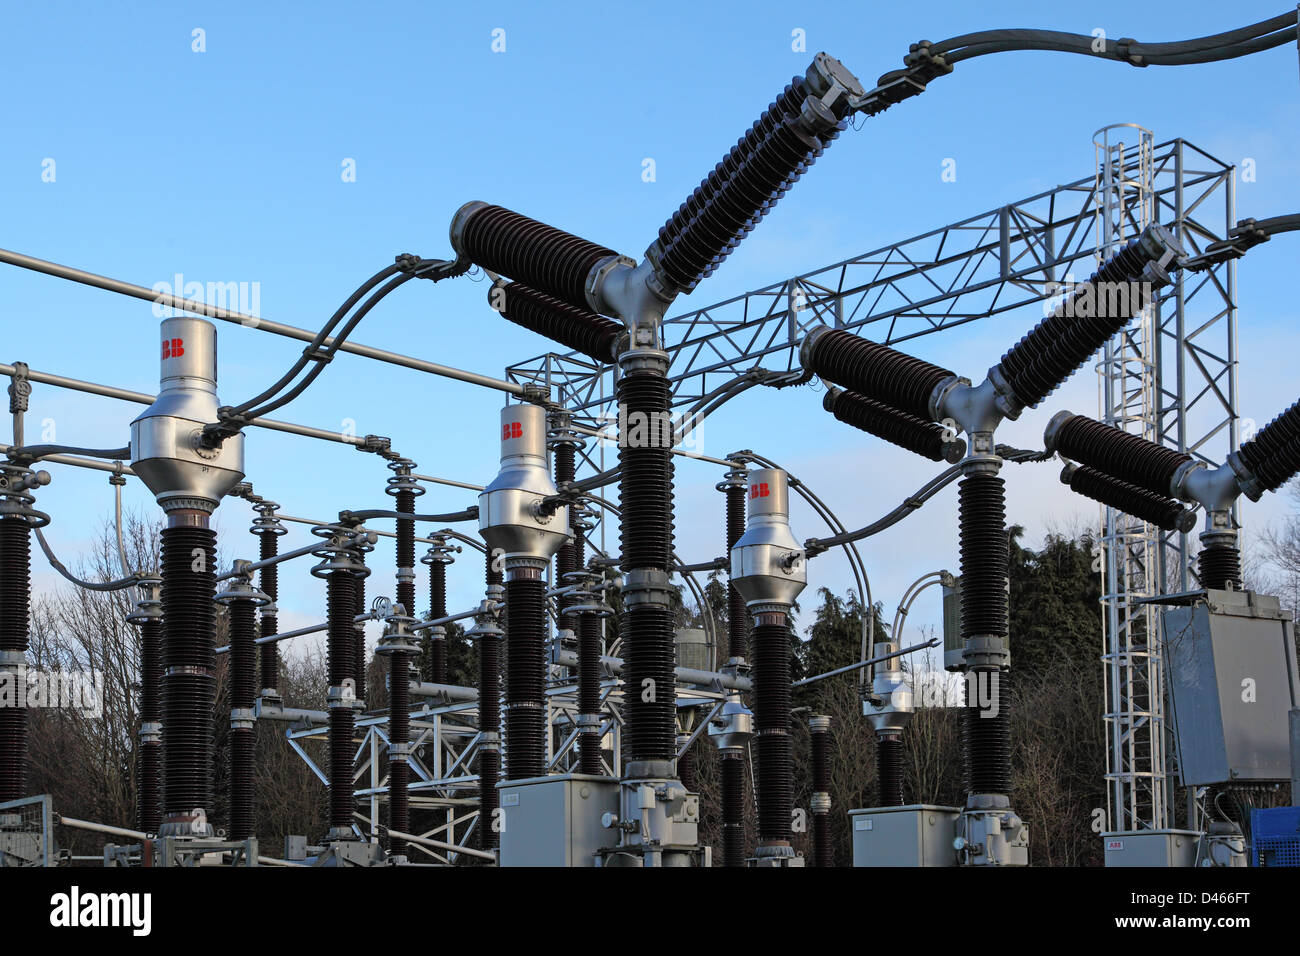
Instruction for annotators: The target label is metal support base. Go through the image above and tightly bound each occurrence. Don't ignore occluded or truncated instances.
[104,837,258,867]
[313,839,386,867]
[956,799,1029,867]
[748,844,804,867]
[596,776,703,867]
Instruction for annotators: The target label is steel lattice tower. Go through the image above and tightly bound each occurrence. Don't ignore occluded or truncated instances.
[1093,125,1168,832]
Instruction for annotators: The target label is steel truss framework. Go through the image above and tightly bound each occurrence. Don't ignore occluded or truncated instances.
[506,135,1240,836]
[1095,125,1167,835]
[286,673,725,860]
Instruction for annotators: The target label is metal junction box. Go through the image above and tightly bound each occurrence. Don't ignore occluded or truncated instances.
[942,577,965,671]
[1103,830,1199,868]
[498,773,619,867]
[849,804,959,867]
[1163,589,1300,787]
[674,627,711,672]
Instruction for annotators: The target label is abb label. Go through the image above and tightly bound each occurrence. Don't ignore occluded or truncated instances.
[161,338,185,359]
[750,482,770,499]
[501,421,523,441]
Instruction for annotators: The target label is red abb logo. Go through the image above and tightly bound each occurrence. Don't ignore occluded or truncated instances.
[161,338,185,359]
[501,422,523,441]
[750,482,770,499]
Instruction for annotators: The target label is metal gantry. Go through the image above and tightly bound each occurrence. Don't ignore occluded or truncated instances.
[508,133,1241,836]
[1093,125,1167,833]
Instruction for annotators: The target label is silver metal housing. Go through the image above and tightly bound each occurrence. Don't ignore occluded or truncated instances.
[478,403,570,563]
[130,317,245,509]
[730,468,806,610]
[862,641,915,735]
[707,694,754,751]
[956,806,1030,867]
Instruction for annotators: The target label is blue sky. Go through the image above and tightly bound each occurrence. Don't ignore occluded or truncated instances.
[2,1,1297,654]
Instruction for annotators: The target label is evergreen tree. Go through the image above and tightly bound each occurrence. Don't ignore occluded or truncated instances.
[795,587,889,711]
[1007,525,1102,682]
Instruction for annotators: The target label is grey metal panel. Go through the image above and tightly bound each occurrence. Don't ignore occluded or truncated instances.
[674,627,710,673]
[1165,594,1300,786]
[849,805,959,867]
[943,577,964,671]
[1102,829,1199,867]
[498,774,618,867]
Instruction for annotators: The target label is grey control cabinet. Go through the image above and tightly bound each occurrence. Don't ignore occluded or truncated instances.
[498,773,619,867]
[1164,589,1300,786]
[1102,829,1199,867]
[849,804,960,867]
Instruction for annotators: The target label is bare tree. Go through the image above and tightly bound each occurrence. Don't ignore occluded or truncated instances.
[1259,482,1300,614]
[23,509,328,856]
[26,511,159,855]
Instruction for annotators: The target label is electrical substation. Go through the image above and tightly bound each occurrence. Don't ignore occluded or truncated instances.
[2,11,1300,878]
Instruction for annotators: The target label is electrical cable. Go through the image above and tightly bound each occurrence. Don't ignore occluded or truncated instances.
[339,507,477,524]
[5,444,130,462]
[221,263,401,418]
[805,463,964,553]
[33,528,140,591]
[233,273,415,423]
[859,13,1297,115]
[204,255,466,445]
[1241,212,1300,238]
